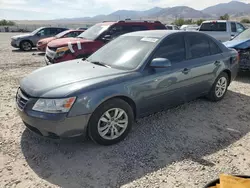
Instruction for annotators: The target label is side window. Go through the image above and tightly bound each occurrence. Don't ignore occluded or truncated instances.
[166,26,172,30]
[131,25,148,31]
[153,35,186,64]
[37,29,45,36]
[64,32,74,38]
[236,23,245,33]
[186,34,210,59]
[108,25,128,39]
[209,39,222,55]
[50,28,60,35]
[154,25,166,30]
[231,22,236,32]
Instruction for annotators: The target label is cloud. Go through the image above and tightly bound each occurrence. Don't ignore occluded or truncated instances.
[1,0,250,19]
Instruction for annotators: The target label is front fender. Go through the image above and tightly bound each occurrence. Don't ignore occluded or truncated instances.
[68,85,135,117]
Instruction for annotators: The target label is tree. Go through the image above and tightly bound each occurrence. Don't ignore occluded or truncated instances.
[0,19,16,26]
[173,18,185,26]
[196,19,206,26]
[241,18,250,23]
[219,14,230,20]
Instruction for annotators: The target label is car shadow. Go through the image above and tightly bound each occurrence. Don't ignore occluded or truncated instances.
[12,49,37,53]
[236,71,250,84]
[20,90,250,188]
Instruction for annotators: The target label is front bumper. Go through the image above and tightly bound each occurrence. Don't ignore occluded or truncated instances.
[37,44,47,52]
[11,40,19,48]
[18,108,91,139]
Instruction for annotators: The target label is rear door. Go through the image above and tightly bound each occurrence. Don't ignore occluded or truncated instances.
[184,33,223,100]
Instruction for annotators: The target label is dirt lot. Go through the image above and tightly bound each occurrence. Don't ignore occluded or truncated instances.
[0,33,250,188]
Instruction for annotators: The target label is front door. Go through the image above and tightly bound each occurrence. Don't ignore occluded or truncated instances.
[137,33,193,115]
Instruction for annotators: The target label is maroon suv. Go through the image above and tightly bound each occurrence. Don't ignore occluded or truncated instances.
[45,20,166,64]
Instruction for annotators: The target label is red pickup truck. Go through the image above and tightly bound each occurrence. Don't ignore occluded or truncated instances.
[45,20,166,65]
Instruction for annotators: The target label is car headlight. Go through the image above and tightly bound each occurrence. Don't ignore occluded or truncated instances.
[32,97,76,113]
[55,46,69,58]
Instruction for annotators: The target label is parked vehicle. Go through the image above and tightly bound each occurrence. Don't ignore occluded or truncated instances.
[45,20,166,65]
[11,27,68,51]
[165,25,179,30]
[37,30,84,52]
[199,20,246,42]
[224,28,250,71]
[16,30,239,145]
[180,24,199,31]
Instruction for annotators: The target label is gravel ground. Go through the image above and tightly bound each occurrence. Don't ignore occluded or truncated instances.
[0,33,250,188]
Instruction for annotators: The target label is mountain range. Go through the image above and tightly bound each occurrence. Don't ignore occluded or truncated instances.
[56,1,250,23]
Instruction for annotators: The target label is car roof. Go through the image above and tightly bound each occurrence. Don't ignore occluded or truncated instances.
[202,20,238,23]
[124,30,184,38]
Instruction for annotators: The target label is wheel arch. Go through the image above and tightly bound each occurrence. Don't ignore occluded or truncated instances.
[222,69,231,85]
[20,39,34,47]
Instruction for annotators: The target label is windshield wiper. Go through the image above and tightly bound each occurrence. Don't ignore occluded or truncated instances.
[90,61,111,68]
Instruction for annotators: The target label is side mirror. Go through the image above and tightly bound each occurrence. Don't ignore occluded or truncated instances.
[36,33,41,37]
[150,58,172,68]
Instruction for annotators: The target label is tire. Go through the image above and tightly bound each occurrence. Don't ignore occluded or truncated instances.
[207,72,229,102]
[88,98,134,145]
[20,40,32,51]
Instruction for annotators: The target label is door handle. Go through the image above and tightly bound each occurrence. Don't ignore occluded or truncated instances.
[182,68,190,74]
[214,61,221,66]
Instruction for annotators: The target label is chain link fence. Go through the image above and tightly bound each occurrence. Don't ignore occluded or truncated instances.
[0,23,95,32]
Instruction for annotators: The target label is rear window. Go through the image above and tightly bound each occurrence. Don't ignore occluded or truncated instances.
[200,22,227,32]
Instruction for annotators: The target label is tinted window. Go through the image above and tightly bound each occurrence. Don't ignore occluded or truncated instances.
[231,22,236,32]
[50,28,60,35]
[154,25,166,30]
[153,35,185,63]
[187,34,210,59]
[209,40,222,55]
[200,22,226,31]
[131,25,148,31]
[166,26,173,30]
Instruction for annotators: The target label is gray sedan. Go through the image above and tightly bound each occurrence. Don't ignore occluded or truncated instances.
[16,30,239,145]
[11,27,68,51]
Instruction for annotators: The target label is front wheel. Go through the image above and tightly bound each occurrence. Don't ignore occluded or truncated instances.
[20,41,32,51]
[88,98,134,145]
[207,72,229,102]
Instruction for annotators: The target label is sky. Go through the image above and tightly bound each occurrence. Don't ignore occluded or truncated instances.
[0,0,250,20]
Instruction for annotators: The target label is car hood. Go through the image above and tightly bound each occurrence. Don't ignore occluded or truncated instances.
[223,39,249,48]
[48,37,93,48]
[11,33,32,39]
[20,59,131,98]
[38,37,55,44]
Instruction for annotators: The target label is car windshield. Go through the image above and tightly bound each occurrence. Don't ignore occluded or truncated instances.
[56,30,70,38]
[77,24,110,40]
[233,28,250,41]
[87,35,160,70]
[31,27,43,35]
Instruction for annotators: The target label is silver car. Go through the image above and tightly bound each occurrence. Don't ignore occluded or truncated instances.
[11,27,68,51]
[16,30,239,145]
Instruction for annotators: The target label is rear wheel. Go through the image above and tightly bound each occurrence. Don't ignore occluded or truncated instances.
[20,41,32,51]
[207,72,229,102]
[88,98,134,145]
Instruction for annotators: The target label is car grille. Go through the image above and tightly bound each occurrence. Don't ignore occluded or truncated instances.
[16,88,29,110]
[48,46,57,52]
